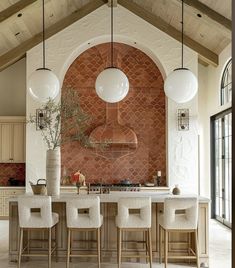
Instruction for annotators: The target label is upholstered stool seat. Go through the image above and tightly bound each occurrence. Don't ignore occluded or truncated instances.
[17,195,59,268]
[20,212,59,228]
[116,197,152,268]
[67,210,103,229]
[158,196,199,268]
[66,196,103,268]
[116,213,151,229]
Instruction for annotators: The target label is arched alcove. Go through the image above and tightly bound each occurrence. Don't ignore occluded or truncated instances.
[61,42,166,185]
[59,35,167,86]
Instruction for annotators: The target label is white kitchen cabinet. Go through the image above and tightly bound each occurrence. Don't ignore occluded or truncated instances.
[0,117,25,163]
[0,188,25,218]
[0,197,4,216]
[12,123,25,162]
[1,124,11,162]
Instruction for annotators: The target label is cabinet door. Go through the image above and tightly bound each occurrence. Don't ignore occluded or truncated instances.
[3,189,25,217]
[1,124,13,162]
[12,123,25,163]
[3,197,9,216]
[0,197,4,216]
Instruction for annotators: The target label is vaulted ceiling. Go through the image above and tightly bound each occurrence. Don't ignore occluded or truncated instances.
[0,0,231,71]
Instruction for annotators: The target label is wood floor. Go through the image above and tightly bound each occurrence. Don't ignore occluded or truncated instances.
[0,220,231,268]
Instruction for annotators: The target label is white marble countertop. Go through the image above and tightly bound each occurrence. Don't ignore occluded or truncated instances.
[9,192,210,203]
[60,185,171,190]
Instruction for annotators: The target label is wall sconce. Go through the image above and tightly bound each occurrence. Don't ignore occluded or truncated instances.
[36,109,48,130]
[178,109,189,131]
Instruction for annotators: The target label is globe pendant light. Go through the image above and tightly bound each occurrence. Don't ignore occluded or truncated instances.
[95,0,129,103]
[28,0,60,103]
[164,0,198,103]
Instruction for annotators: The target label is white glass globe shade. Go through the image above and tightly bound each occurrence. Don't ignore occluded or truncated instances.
[164,68,198,103]
[95,67,129,103]
[28,68,60,103]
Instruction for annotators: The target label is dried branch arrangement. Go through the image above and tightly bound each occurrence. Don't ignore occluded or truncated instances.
[29,86,92,150]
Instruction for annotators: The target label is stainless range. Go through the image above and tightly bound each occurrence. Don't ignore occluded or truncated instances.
[88,183,141,194]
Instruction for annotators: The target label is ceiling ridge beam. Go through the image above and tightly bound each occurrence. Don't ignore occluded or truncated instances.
[0,0,38,23]
[0,0,107,72]
[118,0,218,66]
[182,0,231,31]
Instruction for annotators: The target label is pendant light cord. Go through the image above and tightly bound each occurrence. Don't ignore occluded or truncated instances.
[181,0,184,68]
[42,0,45,69]
[111,0,114,68]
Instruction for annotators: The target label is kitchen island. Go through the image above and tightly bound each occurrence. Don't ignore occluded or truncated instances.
[9,192,209,265]
[0,187,25,219]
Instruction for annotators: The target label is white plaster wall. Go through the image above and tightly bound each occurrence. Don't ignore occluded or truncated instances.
[198,43,231,198]
[26,5,198,193]
[0,58,26,116]
[198,64,209,198]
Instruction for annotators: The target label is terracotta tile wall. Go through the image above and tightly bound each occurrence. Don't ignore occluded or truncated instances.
[61,43,166,185]
[0,163,25,186]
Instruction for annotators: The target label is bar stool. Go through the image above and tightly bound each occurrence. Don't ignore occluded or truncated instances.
[66,196,103,268]
[116,197,152,268]
[18,195,59,268]
[158,196,199,268]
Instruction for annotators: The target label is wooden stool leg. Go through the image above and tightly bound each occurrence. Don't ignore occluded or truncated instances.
[66,229,71,268]
[70,229,73,263]
[48,228,52,268]
[100,228,102,263]
[118,228,122,268]
[27,230,30,255]
[117,227,119,263]
[194,230,199,268]
[145,230,149,263]
[148,228,153,268]
[97,228,101,268]
[164,229,168,268]
[159,225,162,264]
[18,228,23,268]
[55,224,58,262]
[26,229,30,262]
[188,232,191,265]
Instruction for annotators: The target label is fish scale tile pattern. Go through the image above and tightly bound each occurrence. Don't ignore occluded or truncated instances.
[0,163,25,186]
[61,43,166,185]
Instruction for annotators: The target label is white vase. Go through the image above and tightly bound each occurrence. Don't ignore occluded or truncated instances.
[46,149,61,196]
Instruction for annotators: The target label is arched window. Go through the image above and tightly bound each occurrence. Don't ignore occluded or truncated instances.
[221,59,232,106]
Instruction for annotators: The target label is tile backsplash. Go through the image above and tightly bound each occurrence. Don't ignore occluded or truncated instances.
[61,43,166,185]
[0,163,25,186]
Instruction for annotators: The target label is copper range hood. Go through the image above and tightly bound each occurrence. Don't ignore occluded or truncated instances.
[89,103,138,159]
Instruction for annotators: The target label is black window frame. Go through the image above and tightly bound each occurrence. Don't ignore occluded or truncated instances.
[220,58,232,106]
[211,108,232,228]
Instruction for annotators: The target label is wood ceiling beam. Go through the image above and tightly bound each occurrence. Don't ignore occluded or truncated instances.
[182,0,232,32]
[118,0,218,66]
[0,0,107,72]
[0,0,38,23]
[198,58,209,67]
[108,0,118,7]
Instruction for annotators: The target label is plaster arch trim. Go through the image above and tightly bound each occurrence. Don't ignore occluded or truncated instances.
[59,34,167,87]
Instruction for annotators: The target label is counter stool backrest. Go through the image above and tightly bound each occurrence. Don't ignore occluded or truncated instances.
[66,196,101,228]
[117,197,151,228]
[163,197,198,230]
[18,195,53,228]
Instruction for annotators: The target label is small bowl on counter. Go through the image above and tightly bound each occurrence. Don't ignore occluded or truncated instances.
[30,179,47,195]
